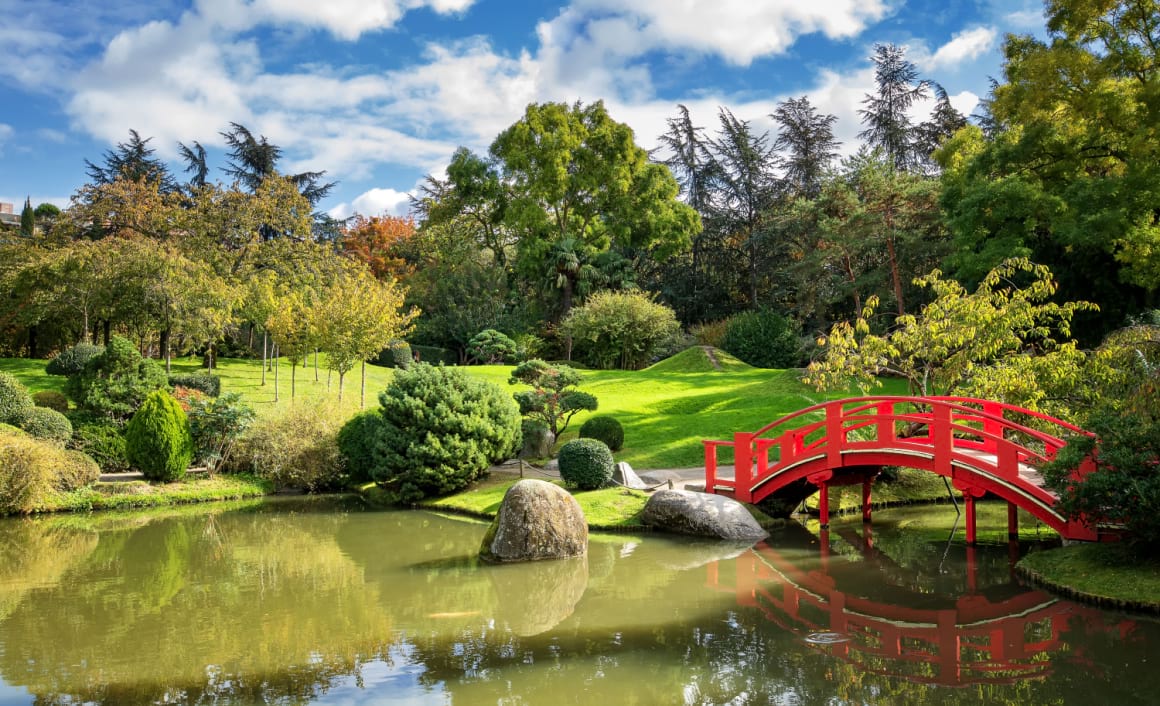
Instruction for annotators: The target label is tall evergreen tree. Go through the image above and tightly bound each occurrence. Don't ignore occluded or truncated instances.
[19,197,34,237]
[771,96,840,198]
[916,84,968,173]
[858,43,930,172]
[221,123,334,207]
[84,129,176,192]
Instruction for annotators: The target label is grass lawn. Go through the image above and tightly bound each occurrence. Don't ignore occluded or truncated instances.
[1017,543,1160,610]
[416,474,781,531]
[38,474,273,514]
[3,347,903,470]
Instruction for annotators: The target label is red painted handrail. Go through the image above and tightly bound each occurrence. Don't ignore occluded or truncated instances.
[703,396,1099,541]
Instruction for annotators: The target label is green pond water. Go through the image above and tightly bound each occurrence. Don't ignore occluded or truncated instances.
[0,497,1155,705]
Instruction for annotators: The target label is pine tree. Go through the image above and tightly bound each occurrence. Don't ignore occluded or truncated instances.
[19,197,34,237]
[858,43,931,172]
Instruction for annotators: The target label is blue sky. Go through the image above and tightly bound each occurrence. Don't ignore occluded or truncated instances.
[0,0,1047,218]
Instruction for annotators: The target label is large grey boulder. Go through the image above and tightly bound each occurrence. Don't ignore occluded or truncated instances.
[480,479,588,562]
[641,489,768,541]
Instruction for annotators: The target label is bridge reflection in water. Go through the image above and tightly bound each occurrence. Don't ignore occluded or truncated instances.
[706,526,1139,687]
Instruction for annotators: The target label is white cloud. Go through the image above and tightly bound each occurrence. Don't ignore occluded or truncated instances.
[554,0,895,66]
[329,187,413,219]
[924,26,997,70]
[194,0,475,40]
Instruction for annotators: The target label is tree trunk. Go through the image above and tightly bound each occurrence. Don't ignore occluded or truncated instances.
[28,325,37,359]
[360,361,366,408]
[291,361,296,399]
[103,320,111,347]
[887,232,905,317]
[261,331,267,386]
[273,344,280,403]
[338,371,345,402]
[314,349,319,382]
[161,328,171,375]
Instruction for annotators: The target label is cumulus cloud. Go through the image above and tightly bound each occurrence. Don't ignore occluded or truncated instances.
[924,27,997,70]
[194,0,475,39]
[329,187,414,219]
[551,0,894,66]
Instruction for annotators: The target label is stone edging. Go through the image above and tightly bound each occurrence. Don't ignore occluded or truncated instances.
[1014,562,1160,614]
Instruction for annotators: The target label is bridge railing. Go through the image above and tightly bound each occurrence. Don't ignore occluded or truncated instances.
[704,396,1097,500]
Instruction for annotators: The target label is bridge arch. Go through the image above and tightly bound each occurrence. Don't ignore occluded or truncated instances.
[703,396,1101,542]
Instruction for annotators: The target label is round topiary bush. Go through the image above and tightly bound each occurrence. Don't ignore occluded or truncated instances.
[19,407,73,445]
[720,309,803,369]
[124,390,194,482]
[0,372,34,426]
[579,415,624,452]
[467,329,518,364]
[45,343,104,376]
[558,438,614,490]
[32,390,69,413]
[66,336,167,420]
[377,340,413,369]
[0,433,59,513]
[372,363,521,501]
[337,408,386,484]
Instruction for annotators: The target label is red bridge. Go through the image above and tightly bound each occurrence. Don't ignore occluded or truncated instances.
[703,396,1102,543]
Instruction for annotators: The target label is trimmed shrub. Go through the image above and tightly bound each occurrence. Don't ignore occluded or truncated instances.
[337,409,386,484]
[0,434,58,513]
[228,402,345,491]
[45,343,104,376]
[124,390,194,482]
[690,320,729,348]
[168,371,221,397]
[579,415,624,452]
[721,309,803,369]
[410,344,458,365]
[510,359,598,437]
[372,363,521,501]
[19,407,73,445]
[467,329,518,364]
[32,390,69,413]
[70,421,130,473]
[0,372,34,425]
[558,438,614,490]
[376,340,413,369]
[56,450,100,492]
[67,336,168,419]
[0,423,26,437]
[563,290,682,370]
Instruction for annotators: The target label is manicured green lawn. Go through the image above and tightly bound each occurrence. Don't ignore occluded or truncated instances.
[1017,543,1160,610]
[4,348,901,470]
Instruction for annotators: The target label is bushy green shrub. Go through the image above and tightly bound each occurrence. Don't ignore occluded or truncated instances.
[690,320,729,348]
[337,409,386,484]
[70,420,130,473]
[563,290,682,370]
[512,333,544,362]
[66,336,168,419]
[168,371,221,397]
[45,343,104,376]
[32,390,69,413]
[124,390,194,482]
[55,450,100,492]
[0,434,58,513]
[376,340,413,369]
[19,407,73,445]
[228,402,345,491]
[186,392,255,471]
[510,359,597,436]
[558,438,614,490]
[467,329,518,364]
[0,372,34,425]
[721,309,803,369]
[579,415,624,452]
[372,363,521,501]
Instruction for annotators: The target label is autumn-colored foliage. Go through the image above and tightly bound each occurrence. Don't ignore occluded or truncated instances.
[340,215,416,281]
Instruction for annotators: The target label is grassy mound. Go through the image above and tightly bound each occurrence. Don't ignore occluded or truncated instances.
[1018,544,1160,611]
[646,346,753,373]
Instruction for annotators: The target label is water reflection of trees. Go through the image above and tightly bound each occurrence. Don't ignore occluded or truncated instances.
[0,504,1157,705]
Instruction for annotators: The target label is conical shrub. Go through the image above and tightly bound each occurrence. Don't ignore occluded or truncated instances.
[125,390,193,482]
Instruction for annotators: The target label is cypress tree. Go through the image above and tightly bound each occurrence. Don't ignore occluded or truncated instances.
[19,197,34,236]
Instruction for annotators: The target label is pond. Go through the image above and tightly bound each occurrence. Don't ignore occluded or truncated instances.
[0,497,1155,705]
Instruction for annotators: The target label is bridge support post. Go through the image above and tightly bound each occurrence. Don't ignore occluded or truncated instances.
[818,481,830,529]
[965,494,977,545]
[733,432,754,503]
[1007,503,1018,540]
[861,477,873,523]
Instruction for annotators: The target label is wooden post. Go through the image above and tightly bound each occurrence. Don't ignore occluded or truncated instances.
[818,481,830,528]
[1007,502,1019,540]
[965,493,977,545]
[733,432,754,502]
[862,476,873,523]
